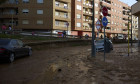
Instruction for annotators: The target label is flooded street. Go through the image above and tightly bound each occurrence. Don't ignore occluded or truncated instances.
[0,45,93,84]
[0,44,140,84]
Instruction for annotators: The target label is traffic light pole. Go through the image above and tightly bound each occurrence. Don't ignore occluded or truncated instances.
[92,0,96,57]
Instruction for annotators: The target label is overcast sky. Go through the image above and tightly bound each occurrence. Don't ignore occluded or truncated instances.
[119,0,137,6]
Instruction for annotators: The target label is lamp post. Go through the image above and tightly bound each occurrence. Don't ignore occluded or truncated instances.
[91,0,96,57]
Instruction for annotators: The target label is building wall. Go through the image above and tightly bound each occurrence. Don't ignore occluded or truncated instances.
[0,0,71,33]
[53,0,71,34]
[138,16,140,40]
[132,0,140,41]
[71,0,136,38]
[18,0,53,30]
[132,15,138,39]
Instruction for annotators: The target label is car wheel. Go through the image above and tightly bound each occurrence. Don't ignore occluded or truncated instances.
[28,49,32,56]
[9,53,15,63]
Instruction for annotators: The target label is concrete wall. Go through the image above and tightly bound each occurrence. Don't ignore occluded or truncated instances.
[132,1,140,16]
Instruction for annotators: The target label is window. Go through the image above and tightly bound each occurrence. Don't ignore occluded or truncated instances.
[64,4,68,9]
[55,1,59,6]
[95,3,98,7]
[112,15,114,18]
[22,0,29,3]
[77,0,81,1]
[37,0,43,3]
[64,13,68,18]
[95,11,98,14]
[55,21,59,26]
[95,18,98,21]
[64,22,68,27]
[77,14,81,19]
[11,40,18,47]
[17,40,23,47]
[37,10,43,14]
[22,20,29,24]
[10,9,15,14]
[112,21,114,24]
[77,23,81,27]
[22,9,29,14]
[77,5,81,10]
[55,11,60,16]
[112,8,114,11]
[37,20,43,24]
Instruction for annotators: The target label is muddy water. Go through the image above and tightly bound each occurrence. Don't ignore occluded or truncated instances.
[0,44,140,84]
[0,45,97,84]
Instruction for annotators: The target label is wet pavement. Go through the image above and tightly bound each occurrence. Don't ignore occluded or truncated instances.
[0,43,140,84]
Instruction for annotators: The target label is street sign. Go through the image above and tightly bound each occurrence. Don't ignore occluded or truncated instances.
[102,16,108,62]
[96,20,101,30]
[102,16,108,26]
[102,7,108,16]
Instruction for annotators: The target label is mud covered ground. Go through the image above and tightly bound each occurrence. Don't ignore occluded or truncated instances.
[0,44,140,84]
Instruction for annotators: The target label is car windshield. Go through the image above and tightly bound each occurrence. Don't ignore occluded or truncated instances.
[0,39,10,45]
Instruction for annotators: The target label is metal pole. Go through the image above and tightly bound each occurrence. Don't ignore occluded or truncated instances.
[128,17,130,56]
[67,22,69,36]
[12,13,13,30]
[131,7,133,47]
[92,0,96,57]
[104,26,106,61]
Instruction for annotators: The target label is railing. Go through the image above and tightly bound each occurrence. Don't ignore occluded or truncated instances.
[0,30,92,40]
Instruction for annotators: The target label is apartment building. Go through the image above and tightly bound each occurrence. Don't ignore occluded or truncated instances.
[0,0,71,34]
[71,0,97,36]
[132,15,138,40]
[71,0,138,39]
[132,0,140,46]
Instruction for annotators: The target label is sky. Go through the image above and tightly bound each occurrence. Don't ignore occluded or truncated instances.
[119,0,137,6]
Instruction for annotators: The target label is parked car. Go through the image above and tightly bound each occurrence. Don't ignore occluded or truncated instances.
[0,38,32,62]
[117,36,124,39]
[95,38,113,52]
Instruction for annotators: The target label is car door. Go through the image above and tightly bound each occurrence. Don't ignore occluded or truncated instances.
[10,40,23,57]
[17,40,29,56]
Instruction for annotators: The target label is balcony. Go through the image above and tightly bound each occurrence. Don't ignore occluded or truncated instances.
[83,27,92,31]
[0,14,18,19]
[83,11,92,16]
[83,3,93,9]
[54,25,70,30]
[55,6,71,12]
[56,0,71,3]
[0,2,18,8]
[100,1,111,8]
[83,19,92,23]
[55,15,71,22]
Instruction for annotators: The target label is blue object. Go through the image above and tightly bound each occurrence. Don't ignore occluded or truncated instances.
[102,16,108,26]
